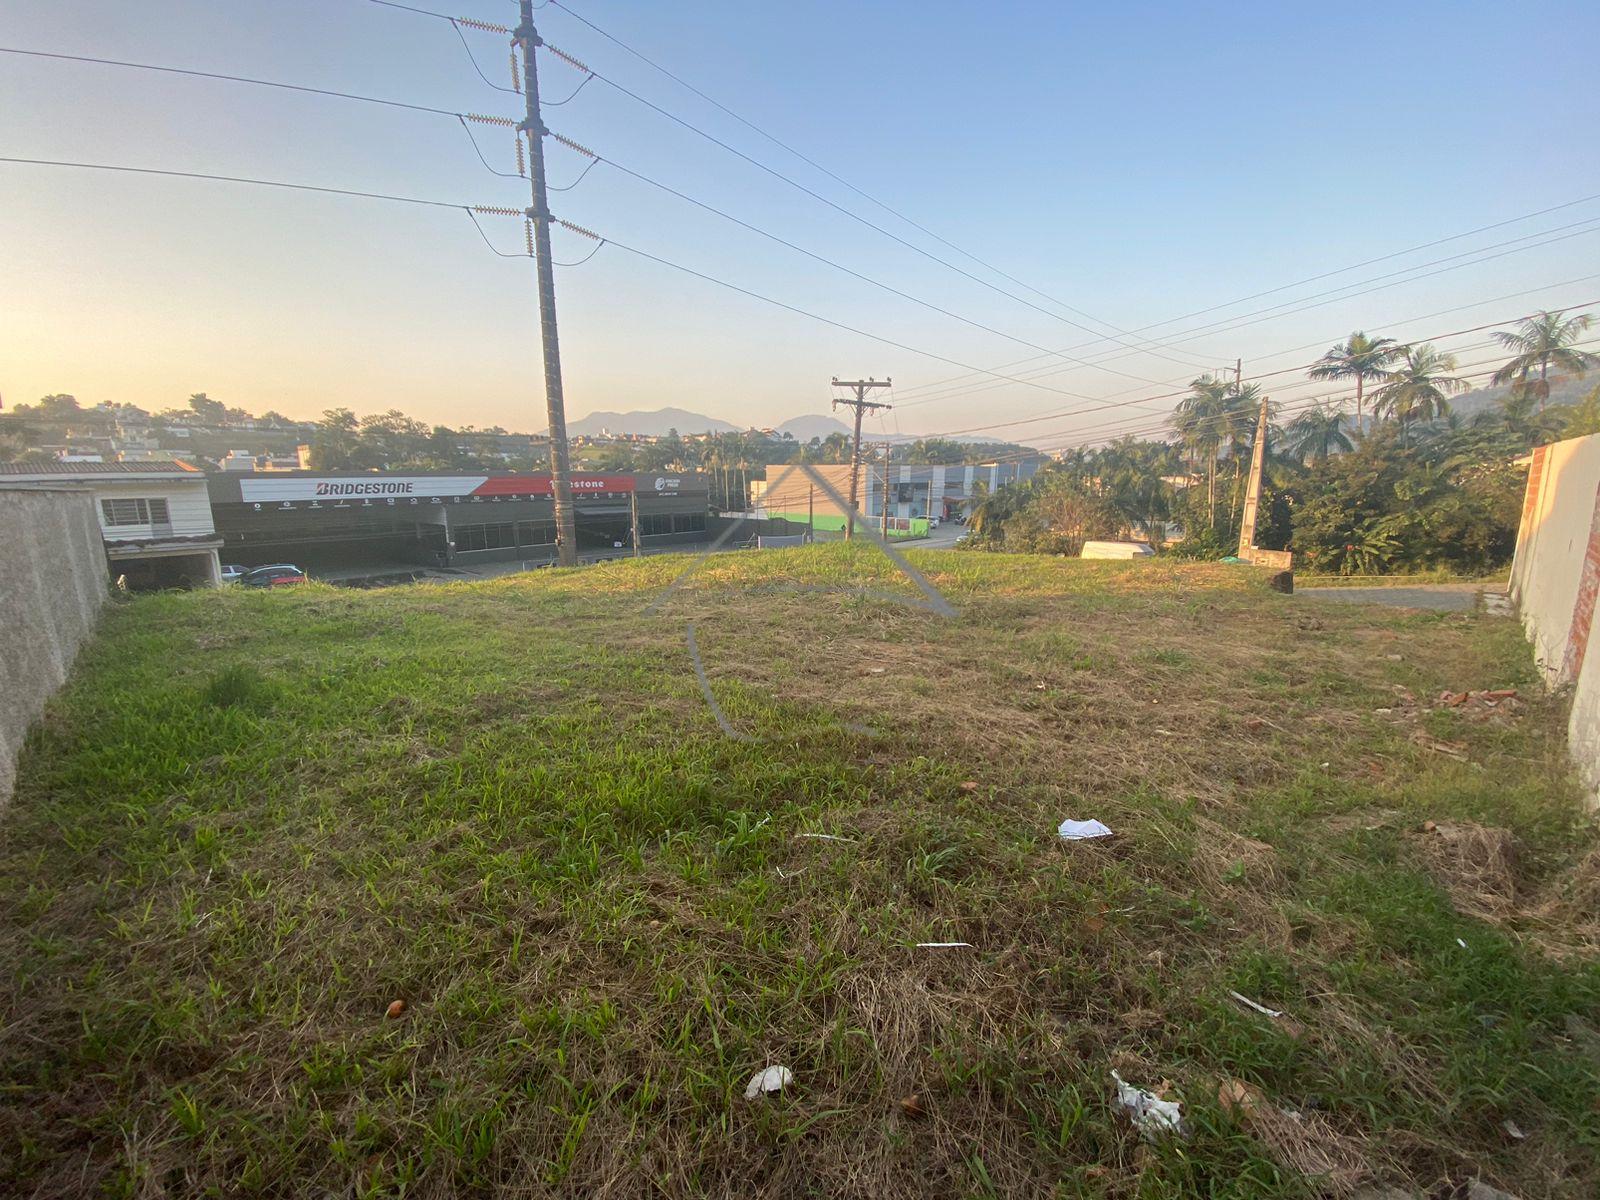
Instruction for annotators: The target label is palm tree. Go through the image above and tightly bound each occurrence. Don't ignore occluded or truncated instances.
[1171,374,1233,522]
[1308,332,1400,428]
[1373,344,1466,444]
[1490,309,1599,411]
[1285,405,1353,464]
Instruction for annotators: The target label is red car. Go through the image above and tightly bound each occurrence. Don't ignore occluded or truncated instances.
[241,564,307,588]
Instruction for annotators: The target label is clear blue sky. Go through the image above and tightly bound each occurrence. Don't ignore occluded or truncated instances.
[3,0,1597,447]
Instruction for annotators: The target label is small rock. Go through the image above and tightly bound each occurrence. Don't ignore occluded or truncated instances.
[899,1094,926,1117]
[1467,1181,1519,1200]
[385,999,406,1019]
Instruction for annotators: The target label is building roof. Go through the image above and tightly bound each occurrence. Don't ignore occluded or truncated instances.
[0,459,197,477]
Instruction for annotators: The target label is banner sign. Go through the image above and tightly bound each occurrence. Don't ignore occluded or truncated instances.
[238,474,640,504]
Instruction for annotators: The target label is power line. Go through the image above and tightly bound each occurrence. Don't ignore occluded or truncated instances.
[0,45,540,187]
[892,218,1600,408]
[2,38,1170,390]
[888,274,1600,447]
[0,46,463,116]
[572,146,1151,391]
[913,305,1600,445]
[891,196,1600,405]
[583,229,1203,404]
[535,45,1209,376]
[971,339,1600,461]
[542,0,1212,367]
[0,157,537,262]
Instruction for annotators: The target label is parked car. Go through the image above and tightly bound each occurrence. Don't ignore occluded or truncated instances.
[928,516,941,529]
[220,564,247,584]
[242,564,307,588]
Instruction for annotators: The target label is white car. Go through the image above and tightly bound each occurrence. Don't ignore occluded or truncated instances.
[220,564,247,584]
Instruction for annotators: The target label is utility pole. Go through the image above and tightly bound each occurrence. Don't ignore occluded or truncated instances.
[515,0,577,566]
[831,377,892,540]
[880,444,892,540]
[629,487,641,557]
[807,484,814,543]
[1237,384,1271,557]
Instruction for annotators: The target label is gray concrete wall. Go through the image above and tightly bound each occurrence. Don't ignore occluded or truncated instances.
[0,489,108,803]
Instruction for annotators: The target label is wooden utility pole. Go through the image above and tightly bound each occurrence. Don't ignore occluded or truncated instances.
[515,0,577,566]
[831,377,892,540]
[807,484,814,542]
[629,488,641,557]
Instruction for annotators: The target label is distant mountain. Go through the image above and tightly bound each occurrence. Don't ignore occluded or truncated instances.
[1447,373,1596,419]
[568,407,736,437]
[776,414,852,441]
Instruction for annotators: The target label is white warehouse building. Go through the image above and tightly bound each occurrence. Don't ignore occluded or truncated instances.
[0,461,224,589]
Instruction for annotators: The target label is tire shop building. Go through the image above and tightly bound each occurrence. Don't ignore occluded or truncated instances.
[204,470,709,572]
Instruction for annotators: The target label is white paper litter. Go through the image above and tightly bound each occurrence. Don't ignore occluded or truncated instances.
[795,832,856,843]
[1457,937,1469,949]
[1228,990,1284,1019]
[1111,1070,1186,1140]
[1059,818,1114,841]
[915,941,973,948]
[744,1065,793,1100]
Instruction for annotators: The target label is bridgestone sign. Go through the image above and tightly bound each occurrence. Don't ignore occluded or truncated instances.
[238,474,653,503]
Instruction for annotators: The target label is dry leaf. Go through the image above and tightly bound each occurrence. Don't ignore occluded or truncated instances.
[1217,1077,1262,1118]
[385,999,406,1019]
[1083,916,1107,934]
[959,781,980,792]
[1244,717,1265,731]
[900,1094,926,1117]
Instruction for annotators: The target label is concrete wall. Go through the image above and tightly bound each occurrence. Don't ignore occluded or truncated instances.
[1509,434,1600,802]
[0,489,108,803]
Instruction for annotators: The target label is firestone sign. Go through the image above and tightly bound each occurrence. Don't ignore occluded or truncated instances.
[238,474,640,506]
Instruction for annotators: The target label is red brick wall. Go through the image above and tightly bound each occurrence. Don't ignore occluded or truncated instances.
[1563,480,1600,686]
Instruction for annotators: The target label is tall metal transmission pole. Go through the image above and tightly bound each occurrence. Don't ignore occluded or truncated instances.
[515,0,577,566]
[831,377,892,541]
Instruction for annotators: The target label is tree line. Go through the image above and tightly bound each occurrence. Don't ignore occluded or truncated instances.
[964,309,1600,572]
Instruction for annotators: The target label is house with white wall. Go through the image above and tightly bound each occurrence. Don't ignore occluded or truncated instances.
[0,461,223,588]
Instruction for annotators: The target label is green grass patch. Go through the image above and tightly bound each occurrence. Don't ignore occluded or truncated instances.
[1,545,1595,1198]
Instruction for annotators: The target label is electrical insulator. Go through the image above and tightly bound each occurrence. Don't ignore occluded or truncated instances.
[525,219,535,257]
[515,133,527,177]
[544,43,592,74]
[509,49,522,93]
[551,132,597,159]
[557,218,602,241]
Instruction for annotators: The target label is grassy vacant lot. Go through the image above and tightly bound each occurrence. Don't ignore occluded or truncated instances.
[2,546,1597,1199]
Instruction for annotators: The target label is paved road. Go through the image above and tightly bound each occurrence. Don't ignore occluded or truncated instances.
[919,521,969,548]
[1297,584,1507,613]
